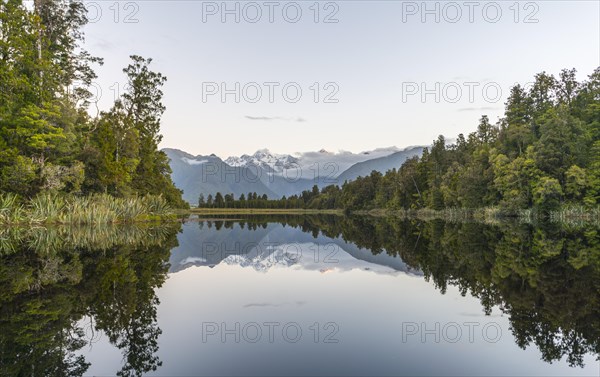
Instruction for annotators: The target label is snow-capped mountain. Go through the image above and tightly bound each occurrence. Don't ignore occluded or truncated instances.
[224,149,300,175]
[224,147,404,179]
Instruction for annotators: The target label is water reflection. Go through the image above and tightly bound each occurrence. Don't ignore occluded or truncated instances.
[0,216,599,376]
[0,224,180,377]
[170,215,417,275]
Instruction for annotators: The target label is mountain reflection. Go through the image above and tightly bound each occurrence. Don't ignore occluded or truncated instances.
[170,215,417,275]
[0,216,598,376]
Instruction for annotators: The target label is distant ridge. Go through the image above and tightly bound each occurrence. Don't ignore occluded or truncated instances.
[335,146,425,184]
[163,146,425,204]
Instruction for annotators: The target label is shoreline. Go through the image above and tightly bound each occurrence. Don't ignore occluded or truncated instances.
[183,206,600,226]
[185,208,344,215]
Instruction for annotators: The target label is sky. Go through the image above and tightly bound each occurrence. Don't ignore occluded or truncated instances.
[81,0,600,157]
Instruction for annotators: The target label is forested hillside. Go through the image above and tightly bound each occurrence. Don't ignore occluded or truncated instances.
[338,68,600,213]
[0,0,186,208]
[209,68,600,214]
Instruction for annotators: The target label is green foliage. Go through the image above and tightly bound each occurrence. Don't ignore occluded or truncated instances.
[0,154,37,195]
[0,193,173,225]
[29,192,66,222]
[40,161,85,192]
[0,0,186,208]
[565,165,589,201]
[533,176,563,212]
[0,193,25,224]
[491,146,541,210]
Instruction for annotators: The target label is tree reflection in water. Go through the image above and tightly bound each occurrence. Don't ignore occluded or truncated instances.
[0,216,598,375]
[0,224,179,377]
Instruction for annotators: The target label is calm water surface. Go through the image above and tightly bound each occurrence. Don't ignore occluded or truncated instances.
[1,216,599,376]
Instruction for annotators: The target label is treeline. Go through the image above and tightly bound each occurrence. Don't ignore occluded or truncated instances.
[0,1,186,207]
[197,186,328,208]
[215,67,600,214]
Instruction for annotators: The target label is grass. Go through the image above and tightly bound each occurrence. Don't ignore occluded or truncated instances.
[0,223,180,255]
[550,205,600,227]
[0,193,175,225]
[187,208,344,215]
[0,193,25,224]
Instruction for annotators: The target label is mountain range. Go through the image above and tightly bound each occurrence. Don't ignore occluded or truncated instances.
[163,146,424,204]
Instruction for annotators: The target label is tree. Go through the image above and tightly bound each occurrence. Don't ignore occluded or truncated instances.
[425,136,448,209]
[529,71,557,121]
[492,147,541,210]
[33,0,103,103]
[502,85,534,156]
[82,55,185,206]
[214,192,224,208]
[533,176,563,213]
[556,68,579,106]
[534,109,588,183]
[83,101,139,195]
[564,165,588,202]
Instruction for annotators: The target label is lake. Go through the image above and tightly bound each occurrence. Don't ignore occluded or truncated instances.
[1,215,599,376]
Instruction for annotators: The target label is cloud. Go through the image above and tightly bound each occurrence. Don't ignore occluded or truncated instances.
[459,312,502,318]
[92,39,114,51]
[245,116,306,122]
[245,116,274,121]
[243,301,306,308]
[457,106,501,112]
[243,302,281,308]
[451,76,496,82]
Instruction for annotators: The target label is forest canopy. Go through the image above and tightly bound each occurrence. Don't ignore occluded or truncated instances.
[0,0,186,208]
